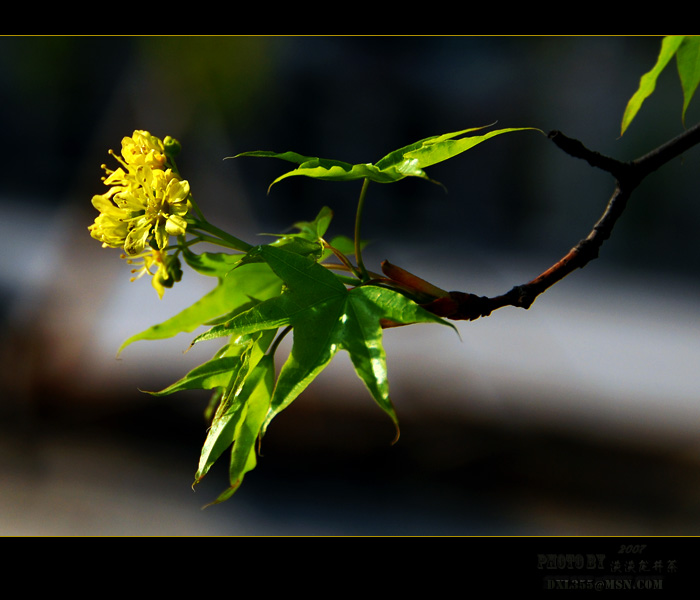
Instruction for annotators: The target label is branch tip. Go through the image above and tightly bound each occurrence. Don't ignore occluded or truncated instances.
[425,124,700,323]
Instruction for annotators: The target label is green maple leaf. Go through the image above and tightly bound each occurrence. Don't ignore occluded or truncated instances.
[117,253,282,354]
[235,124,539,191]
[197,344,276,506]
[192,244,455,442]
[146,328,277,506]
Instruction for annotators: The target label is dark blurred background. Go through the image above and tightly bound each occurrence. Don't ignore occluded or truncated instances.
[2,35,700,536]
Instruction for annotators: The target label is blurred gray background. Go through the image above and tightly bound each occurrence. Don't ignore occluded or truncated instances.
[2,35,700,535]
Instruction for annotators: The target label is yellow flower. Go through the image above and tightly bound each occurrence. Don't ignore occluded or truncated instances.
[99,130,167,196]
[119,167,190,255]
[89,131,191,296]
[120,130,167,169]
[88,193,131,248]
[123,248,183,299]
[89,132,190,255]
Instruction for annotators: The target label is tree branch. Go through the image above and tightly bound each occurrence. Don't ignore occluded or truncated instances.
[423,123,700,321]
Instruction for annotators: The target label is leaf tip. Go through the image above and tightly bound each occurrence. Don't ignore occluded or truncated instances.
[391,422,401,445]
[115,340,131,359]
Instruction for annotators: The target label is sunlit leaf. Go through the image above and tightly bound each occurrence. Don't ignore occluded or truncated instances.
[249,206,337,264]
[235,150,398,189]
[621,35,686,136]
[192,245,455,442]
[291,205,333,239]
[146,356,242,396]
[144,331,270,396]
[373,125,531,172]
[117,261,282,354]
[198,353,276,505]
[181,247,243,278]
[235,125,539,190]
[677,36,700,124]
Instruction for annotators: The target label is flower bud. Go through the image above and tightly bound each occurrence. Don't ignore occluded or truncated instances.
[164,136,181,160]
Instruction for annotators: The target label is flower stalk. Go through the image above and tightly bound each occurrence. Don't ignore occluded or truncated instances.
[354,178,371,282]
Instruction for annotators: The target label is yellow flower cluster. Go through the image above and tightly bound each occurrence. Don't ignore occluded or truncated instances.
[89,130,190,255]
[89,130,190,297]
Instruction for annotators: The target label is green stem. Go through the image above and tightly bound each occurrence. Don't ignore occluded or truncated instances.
[192,232,246,251]
[188,196,206,222]
[322,239,361,280]
[188,218,252,252]
[354,178,370,282]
